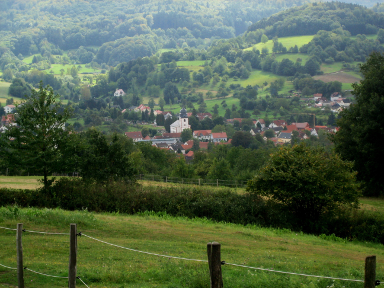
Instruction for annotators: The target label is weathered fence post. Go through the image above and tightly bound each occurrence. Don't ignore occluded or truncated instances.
[199,178,201,186]
[153,175,155,181]
[364,255,376,288]
[68,224,77,288]
[166,176,167,183]
[217,179,219,187]
[207,242,223,288]
[17,223,24,288]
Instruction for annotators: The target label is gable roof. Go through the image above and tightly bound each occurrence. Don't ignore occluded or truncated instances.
[285,124,298,133]
[125,131,143,139]
[199,142,209,150]
[293,122,310,129]
[212,132,227,139]
[162,132,181,138]
[193,130,212,136]
[279,132,292,139]
[273,120,286,126]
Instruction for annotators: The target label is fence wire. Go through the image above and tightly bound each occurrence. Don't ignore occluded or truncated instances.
[225,262,364,283]
[82,233,208,263]
[78,276,91,287]
[23,229,69,235]
[0,263,17,270]
[24,268,68,279]
[0,226,17,231]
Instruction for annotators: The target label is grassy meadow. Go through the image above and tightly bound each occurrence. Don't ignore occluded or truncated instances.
[245,35,315,52]
[1,206,384,288]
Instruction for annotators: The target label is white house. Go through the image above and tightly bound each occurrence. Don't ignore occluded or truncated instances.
[170,108,190,133]
[114,89,126,97]
[193,130,212,141]
[212,132,227,143]
[4,105,15,114]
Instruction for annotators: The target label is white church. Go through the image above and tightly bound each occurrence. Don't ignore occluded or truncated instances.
[170,108,190,133]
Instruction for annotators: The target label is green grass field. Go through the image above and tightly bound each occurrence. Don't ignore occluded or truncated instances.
[245,35,315,52]
[43,64,100,75]
[0,82,10,103]
[177,61,206,67]
[274,53,311,64]
[0,205,383,288]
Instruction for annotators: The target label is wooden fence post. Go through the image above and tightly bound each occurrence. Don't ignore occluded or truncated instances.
[364,255,376,288]
[217,179,218,187]
[207,242,223,288]
[17,223,24,288]
[199,179,201,186]
[166,176,167,183]
[68,223,77,288]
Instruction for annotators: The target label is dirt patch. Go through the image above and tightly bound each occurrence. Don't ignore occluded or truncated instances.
[313,71,361,83]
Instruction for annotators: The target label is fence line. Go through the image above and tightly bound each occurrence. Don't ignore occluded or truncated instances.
[137,174,249,188]
[82,233,208,262]
[0,224,379,287]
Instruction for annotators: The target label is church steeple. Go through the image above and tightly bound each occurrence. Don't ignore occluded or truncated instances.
[180,107,188,118]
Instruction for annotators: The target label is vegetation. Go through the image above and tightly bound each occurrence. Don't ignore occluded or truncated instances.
[0,84,73,191]
[247,144,360,229]
[1,207,384,287]
[332,52,384,197]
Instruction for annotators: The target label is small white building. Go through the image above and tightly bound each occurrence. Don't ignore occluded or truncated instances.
[114,89,126,97]
[170,108,190,133]
[4,105,15,114]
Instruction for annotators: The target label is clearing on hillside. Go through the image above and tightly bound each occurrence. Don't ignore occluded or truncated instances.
[313,72,361,83]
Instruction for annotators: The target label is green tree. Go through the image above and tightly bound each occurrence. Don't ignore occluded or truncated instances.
[0,84,73,191]
[148,98,155,109]
[261,34,268,43]
[247,144,360,225]
[181,128,193,143]
[331,52,384,196]
[172,157,195,178]
[207,158,232,180]
[80,130,136,183]
[159,97,166,111]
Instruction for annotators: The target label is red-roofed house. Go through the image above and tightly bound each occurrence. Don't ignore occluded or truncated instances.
[285,124,298,133]
[293,122,310,130]
[181,140,193,151]
[313,93,322,101]
[269,120,286,128]
[143,135,151,140]
[125,131,143,142]
[199,142,209,150]
[193,130,212,141]
[212,132,227,143]
[134,104,150,112]
[184,150,194,162]
[162,132,181,139]
[197,113,212,121]
[1,114,15,126]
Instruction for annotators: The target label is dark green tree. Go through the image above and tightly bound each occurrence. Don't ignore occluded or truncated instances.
[181,128,193,143]
[247,144,360,226]
[332,52,384,196]
[0,84,73,191]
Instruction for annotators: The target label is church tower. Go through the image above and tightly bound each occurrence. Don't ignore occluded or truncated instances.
[170,108,191,133]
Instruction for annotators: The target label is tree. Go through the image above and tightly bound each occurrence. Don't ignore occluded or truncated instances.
[231,131,254,148]
[207,158,232,180]
[0,83,73,191]
[331,52,384,196]
[80,130,136,183]
[159,97,166,111]
[247,144,360,227]
[181,128,193,143]
[261,34,268,43]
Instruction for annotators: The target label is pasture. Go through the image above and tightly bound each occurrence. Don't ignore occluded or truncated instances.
[1,206,384,288]
[0,81,10,103]
[245,35,315,52]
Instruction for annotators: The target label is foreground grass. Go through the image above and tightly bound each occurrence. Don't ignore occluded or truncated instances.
[0,207,383,288]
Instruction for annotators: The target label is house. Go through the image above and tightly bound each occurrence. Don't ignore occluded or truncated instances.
[212,132,227,143]
[125,131,143,142]
[193,130,212,141]
[255,119,265,128]
[278,132,292,143]
[184,150,194,162]
[4,105,15,114]
[269,119,286,128]
[330,92,341,101]
[250,127,262,136]
[313,93,323,101]
[181,140,193,152]
[293,122,310,130]
[134,104,151,113]
[114,89,126,97]
[143,135,151,141]
[196,112,212,121]
[1,114,15,126]
[285,124,299,133]
[199,142,209,150]
[343,99,352,107]
[170,108,190,133]
[162,132,181,139]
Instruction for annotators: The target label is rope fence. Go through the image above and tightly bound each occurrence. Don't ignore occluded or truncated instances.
[137,174,249,188]
[0,224,380,288]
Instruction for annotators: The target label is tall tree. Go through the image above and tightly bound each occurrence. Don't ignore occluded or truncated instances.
[332,52,384,196]
[0,83,73,191]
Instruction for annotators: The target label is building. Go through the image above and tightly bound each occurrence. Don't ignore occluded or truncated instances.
[114,89,126,97]
[212,132,227,143]
[125,131,143,142]
[170,108,190,133]
[4,105,15,114]
[193,130,212,141]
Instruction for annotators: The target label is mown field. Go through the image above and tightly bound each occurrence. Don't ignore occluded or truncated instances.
[1,206,384,288]
[244,35,315,52]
